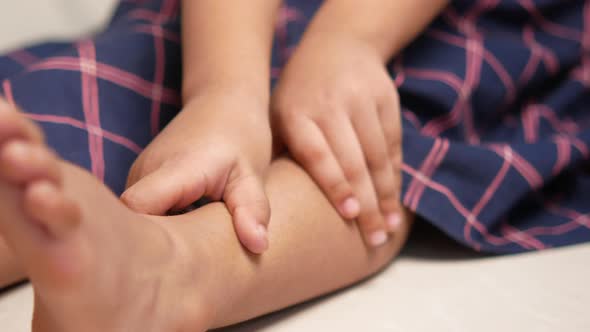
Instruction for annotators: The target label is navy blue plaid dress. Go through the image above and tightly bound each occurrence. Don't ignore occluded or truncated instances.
[1,0,589,253]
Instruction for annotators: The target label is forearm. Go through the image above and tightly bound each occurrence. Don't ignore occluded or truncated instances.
[301,0,449,62]
[166,158,412,328]
[181,0,282,104]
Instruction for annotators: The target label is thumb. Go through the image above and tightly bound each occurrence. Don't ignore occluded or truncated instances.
[224,165,271,254]
[121,164,207,215]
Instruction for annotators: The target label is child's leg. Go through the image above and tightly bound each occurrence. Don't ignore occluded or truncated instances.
[0,112,411,331]
[0,237,24,288]
[181,158,413,327]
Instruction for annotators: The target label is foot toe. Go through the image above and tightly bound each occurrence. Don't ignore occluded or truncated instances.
[0,140,61,186]
[0,106,44,144]
[24,180,81,238]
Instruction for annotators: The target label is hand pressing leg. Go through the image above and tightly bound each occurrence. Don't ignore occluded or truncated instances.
[0,111,412,331]
[175,158,413,327]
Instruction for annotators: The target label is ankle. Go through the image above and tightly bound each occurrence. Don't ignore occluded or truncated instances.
[160,204,259,328]
[160,219,230,327]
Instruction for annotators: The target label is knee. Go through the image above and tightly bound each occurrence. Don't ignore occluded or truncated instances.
[266,156,414,279]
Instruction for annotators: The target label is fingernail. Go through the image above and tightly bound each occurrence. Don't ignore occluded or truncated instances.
[7,141,29,158]
[369,231,388,247]
[340,197,360,218]
[387,213,402,231]
[256,224,267,237]
[256,224,269,252]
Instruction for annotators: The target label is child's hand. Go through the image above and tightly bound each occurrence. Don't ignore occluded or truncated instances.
[122,89,272,253]
[272,37,403,247]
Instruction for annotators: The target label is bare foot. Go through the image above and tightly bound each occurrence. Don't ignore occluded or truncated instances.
[0,236,24,288]
[0,107,216,331]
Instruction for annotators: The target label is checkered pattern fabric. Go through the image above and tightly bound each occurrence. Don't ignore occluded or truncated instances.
[1,0,588,253]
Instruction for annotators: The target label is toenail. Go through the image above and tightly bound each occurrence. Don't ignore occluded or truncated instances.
[33,180,58,196]
[6,141,30,159]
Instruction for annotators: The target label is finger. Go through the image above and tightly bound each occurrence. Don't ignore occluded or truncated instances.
[121,163,207,215]
[351,103,400,232]
[282,113,359,219]
[319,113,388,247]
[223,165,270,254]
[377,88,403,231]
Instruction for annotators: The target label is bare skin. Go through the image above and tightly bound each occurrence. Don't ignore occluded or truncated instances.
[0,238,23,287]
[0,111,412,331]
[122,0,283,254]
[272,0,449,246]
[123,0,449,252]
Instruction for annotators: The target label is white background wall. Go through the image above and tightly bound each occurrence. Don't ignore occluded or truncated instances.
[0,0,118,52]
